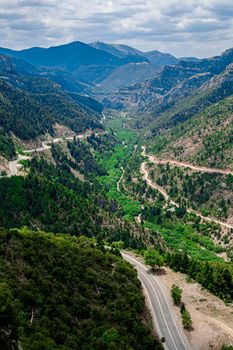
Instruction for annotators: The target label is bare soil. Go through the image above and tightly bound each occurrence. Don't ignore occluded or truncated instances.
[159,267,233,350]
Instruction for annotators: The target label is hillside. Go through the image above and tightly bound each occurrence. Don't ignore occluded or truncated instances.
[0,228,162,350]
[99,62,158,91]
[0,41,147,85]
[105,47,233,114]
[149,95,233,170]
[144,50,177,67]
[0,59,103,158]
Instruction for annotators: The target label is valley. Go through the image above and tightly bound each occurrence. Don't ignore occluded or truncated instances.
[0,38,233,350]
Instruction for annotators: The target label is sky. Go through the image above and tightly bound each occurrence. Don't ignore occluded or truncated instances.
[0,0,233,58]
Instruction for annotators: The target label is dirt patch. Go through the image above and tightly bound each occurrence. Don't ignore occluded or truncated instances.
[53,123,76,138]
[0,155,10,175]
[70,168,85,182]
[159,267,233,350]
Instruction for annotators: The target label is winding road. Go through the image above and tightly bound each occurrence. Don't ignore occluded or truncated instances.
[122,252,192,350]
[141,146,233,230]
[142,146,233,176]
[7,132,93,177]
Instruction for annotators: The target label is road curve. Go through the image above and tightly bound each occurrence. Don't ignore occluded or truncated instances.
[7,132,97,177]
[142,146,233,175]
[141,147,233,230]
[122,252,192,350]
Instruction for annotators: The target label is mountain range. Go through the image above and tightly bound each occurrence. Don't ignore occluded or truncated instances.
[0,40,197,92]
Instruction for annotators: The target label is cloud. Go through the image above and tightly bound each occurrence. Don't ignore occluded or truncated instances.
[0,0,232,57]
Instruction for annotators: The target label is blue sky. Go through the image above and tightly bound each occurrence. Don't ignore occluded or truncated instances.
[0,0,233,57]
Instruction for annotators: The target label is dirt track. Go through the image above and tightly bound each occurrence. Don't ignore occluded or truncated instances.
[141,146,233,230]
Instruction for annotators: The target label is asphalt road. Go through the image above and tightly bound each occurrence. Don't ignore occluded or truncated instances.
[7,132,96,177]
[122,252,192,350]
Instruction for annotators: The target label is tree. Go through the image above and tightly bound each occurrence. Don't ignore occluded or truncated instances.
[144,249,164,271]
[171,285,182,305]
[181,307,192,330]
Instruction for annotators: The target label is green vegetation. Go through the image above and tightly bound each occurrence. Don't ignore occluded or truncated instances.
[171,285,192,330]
[166,252,233,303]
[150,95,233,169]
[181,306,192,330]
[0,228,162,350]
[0,143,150,250]
[171,285,182,305]
[144,249,164,271]
[0,130,16,159]
[0,75,102,152]
[149,164,233,222]
[97,117,142,220]
[97,114,233,303]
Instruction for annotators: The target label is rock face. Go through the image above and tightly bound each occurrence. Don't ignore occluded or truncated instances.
[104,47,233,115]
[0,55,15,74]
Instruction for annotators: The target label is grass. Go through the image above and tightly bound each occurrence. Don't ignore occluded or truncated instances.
[144,221,223,262]
[98,117,141,220]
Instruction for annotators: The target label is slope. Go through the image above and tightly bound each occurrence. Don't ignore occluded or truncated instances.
[0,59,103,153]
[0,228,162,350]
[149,95,233,170]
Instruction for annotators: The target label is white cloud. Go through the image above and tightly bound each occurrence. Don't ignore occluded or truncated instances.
[0,0,232,57]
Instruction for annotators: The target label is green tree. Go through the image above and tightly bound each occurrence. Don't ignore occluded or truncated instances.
[171,285,182,305]
[144,249,164,271]
[181,308,192,330]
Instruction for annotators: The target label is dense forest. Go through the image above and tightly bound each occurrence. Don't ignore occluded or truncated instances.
[0,228,162,350]
[0,77,102,142]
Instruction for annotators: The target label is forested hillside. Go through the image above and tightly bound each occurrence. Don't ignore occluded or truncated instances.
[0,228,162,350]
[0,77,102,141]
[0,55,103,160]
[0,134,155,250]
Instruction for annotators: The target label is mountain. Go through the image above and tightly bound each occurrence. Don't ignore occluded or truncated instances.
[1,41,201,93]
[98,62,158,92]
[103,63,204,110]
[105,47,233,113]
[144,50,178,67]
[150,88,233,169]
[0,56,103,152]
[0,42,121,70]
[0,76,102,142]
[0,41,147,85]
[90,41,144,59]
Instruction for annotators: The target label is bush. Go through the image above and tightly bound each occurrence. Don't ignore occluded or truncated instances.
[171,285,182,305]
[181,307,192,330]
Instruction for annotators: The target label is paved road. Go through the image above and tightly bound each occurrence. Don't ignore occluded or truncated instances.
[8,154,32,176]
[141,147,233,230]
[122,252,192,350]
[6,132,97,177]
